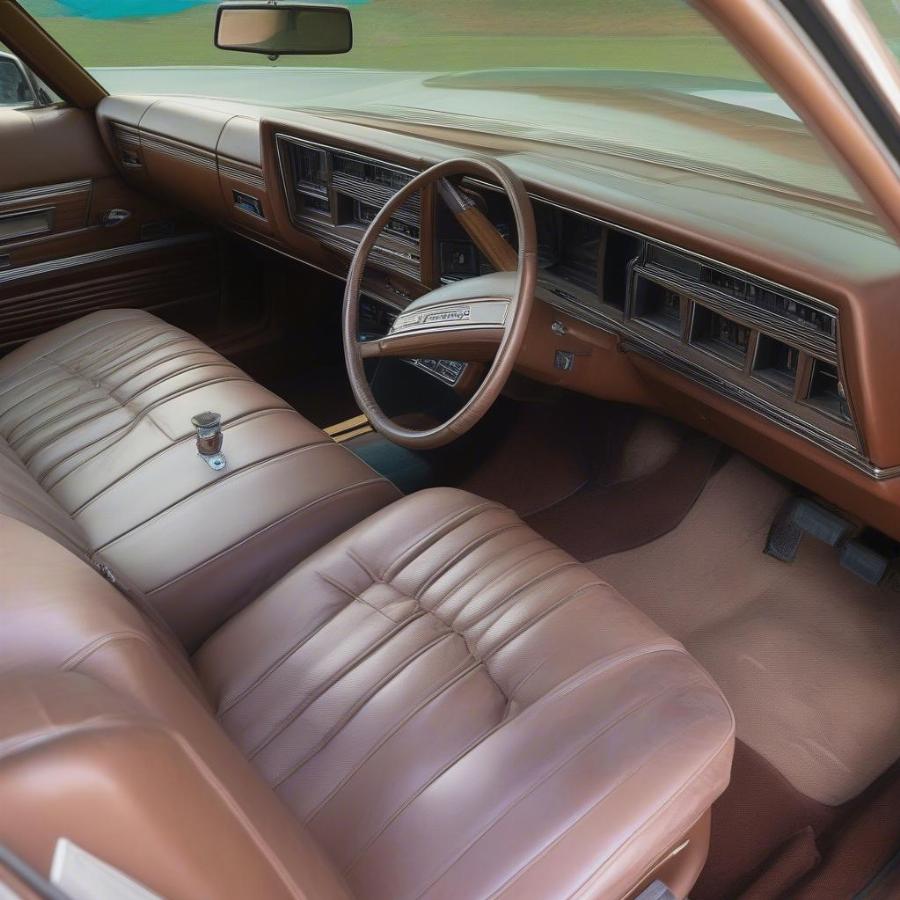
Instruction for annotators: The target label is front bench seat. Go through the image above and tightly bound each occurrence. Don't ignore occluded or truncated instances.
[0,489,735,900]
[0,309,399,646]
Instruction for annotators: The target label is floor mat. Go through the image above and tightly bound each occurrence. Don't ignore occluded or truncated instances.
[526,431,721,561]
[456,398,721,553]
[694,739,837,898]
[588,455,900,808]
[695,741,900,899]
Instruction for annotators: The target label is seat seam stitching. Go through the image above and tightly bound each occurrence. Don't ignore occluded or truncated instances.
[141,476,392,593]
[108,347,226,394]
[440,683,708,900]
[0,313,154,397]
[381,501,502,581]
[59,629,169,671]
[245,610,436,759]
[344,670,703,877]
[496,694,735,900]
[94,440,339,550]
[412,521,531,602]
[82,328,189,381]
[9,396,119,450]
[118,360,246,405]
[215,593,363,715]
[301,659,482,822]
[316,570,409,623]
[345,547,379,585]
[67,407,297,514]
[32,374,258,484]
[0,373,82,426]
[269,630,466,786]
[457,560,584,637]
[94,334,215,385]
[427,536,554,616]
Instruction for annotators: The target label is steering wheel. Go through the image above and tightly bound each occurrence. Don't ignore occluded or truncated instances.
[342,157,537,449]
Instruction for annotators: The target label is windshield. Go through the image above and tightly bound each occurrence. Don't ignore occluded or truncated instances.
[17,0,877,209]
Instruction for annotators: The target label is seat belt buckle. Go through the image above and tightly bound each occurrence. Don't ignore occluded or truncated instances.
[191,411,227,471]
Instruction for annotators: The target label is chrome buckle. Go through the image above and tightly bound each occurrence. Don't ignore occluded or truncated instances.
[191,411,226,471]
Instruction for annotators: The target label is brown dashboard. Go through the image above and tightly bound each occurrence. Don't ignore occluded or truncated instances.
[95,95,900,541]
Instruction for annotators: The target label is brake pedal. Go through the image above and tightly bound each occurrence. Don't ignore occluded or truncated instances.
[765,497,852,562]
[766,497,892,586]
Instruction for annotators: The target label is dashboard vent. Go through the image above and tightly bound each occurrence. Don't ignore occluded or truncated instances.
[291,144,331,216]
[279,137,421,280]
[332,153,412,192]
[807,360,852,422]
[293,144,328,193]
[647,245,835,340]
[632,275,682,337]
[753,334,799,395]
[690,305,751,366]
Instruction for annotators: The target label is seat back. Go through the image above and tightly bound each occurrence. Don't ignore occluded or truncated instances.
[0,513,351,900]
[0,437,89,560]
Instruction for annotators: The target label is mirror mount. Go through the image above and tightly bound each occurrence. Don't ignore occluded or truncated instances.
[214,2,353,57]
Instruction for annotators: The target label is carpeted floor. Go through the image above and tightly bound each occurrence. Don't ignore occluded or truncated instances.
[266,368,900,896]
[588,455,900,809]
[454,399,900,897]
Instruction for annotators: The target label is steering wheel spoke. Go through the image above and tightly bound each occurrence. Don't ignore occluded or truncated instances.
[358,325,503,362]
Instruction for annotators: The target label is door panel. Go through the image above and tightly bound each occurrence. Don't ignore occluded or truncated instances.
[0,180,91,252]
[0,234,219,352]
[0,105,109,193]
[0,103,220,354]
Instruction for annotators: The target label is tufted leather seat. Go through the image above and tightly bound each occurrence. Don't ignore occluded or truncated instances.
[0,312,734,898]
[196,488,735,898]
[0,490,734,899]
[0,309,399,646]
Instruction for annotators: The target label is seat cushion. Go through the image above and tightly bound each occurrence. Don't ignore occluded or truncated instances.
[196,488,735,899]
[0,309,400,646]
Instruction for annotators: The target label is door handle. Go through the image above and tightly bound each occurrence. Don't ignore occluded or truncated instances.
[101,208,131,228]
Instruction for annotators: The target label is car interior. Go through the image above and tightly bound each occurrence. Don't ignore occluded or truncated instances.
[0,1,899,898]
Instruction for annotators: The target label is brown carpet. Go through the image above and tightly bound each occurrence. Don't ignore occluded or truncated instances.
[526,431,721,561]
[736,826,820,900]
[694,740,836,899]
[451,400,900,896]
[695,740,900,899]
[456,398,722,558]
[456,398,596,517]
[588,455,900,808]
[792,759,900,899]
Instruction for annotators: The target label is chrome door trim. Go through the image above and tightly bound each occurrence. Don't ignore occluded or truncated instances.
[0,232,210,287]
[0,180,92,205]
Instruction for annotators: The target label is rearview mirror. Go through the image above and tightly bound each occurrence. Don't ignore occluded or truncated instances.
[214,2,353,58]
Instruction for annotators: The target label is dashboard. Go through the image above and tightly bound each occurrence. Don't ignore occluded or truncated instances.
[95,94,900,541]
[277,133,859,467]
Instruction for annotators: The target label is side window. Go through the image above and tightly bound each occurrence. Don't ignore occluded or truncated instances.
[0,46,57,109]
